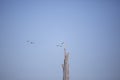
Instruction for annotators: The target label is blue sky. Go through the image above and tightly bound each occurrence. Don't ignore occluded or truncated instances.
[0,0,120,80]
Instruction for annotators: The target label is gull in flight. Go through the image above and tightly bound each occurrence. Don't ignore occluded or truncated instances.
[56,41,64,47]
[26,40,35,44]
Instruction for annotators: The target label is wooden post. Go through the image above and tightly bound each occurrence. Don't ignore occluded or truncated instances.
[62,48,69,80]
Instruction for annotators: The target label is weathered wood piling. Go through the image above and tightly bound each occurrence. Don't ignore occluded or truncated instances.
[62,48,69,80]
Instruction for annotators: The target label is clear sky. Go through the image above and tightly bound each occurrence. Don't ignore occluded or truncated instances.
[0,0,120,80]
